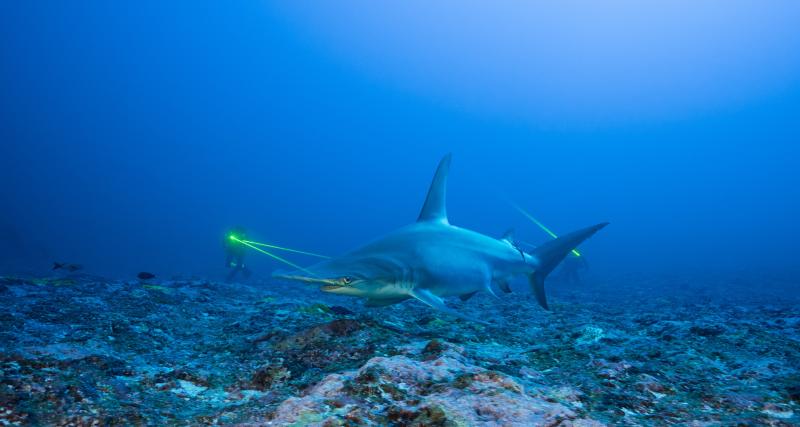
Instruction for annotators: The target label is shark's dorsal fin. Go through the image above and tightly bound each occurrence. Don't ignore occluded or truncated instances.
[501,228,515,243]
[417,154,452,224]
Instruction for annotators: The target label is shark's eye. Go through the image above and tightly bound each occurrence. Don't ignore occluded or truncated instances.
[340,276,353,285]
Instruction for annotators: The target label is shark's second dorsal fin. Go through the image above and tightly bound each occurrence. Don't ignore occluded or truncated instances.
[417,154,452,224]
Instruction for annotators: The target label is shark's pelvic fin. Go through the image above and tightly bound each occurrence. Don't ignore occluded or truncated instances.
[417,153,452,224]
[529,222,609,310]
[411,288,489,325]
[497,280,512,293]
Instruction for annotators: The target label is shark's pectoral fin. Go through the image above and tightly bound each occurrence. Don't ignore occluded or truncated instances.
[364,297,410,307]
[459,291,478,302]
[497,280,512,294]
[411,289,489,325]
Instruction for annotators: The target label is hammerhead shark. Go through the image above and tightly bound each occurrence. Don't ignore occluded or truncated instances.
[274,154,607,323]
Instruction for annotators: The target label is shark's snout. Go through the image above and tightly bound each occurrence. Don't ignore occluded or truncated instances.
[273,268,360,295]
[273,272,332,286]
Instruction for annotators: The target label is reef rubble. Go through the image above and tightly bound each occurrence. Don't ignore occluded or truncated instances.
[0,272,798,425]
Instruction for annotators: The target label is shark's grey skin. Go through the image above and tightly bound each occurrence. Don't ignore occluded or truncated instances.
[275,154,607,323]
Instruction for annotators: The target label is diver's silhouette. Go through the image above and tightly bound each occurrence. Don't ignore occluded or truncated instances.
[558,254,588,285]
[224,226,252,282]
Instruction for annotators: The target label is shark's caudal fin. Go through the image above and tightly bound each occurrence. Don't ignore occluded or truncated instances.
[417,154,452,224]
[529,222,608,310]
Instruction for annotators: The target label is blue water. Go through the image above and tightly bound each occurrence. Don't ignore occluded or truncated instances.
[2,2,799,284]
[3,3,800,425]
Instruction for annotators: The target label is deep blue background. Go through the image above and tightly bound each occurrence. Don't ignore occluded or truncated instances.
[2,1,799,281]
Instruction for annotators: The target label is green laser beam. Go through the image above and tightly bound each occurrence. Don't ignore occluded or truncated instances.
[230,236,318,276]
[510,202,582,257]
[240,240,330,259]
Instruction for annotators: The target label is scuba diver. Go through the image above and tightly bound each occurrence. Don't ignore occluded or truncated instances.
[558,254,589,285]
[224,226,252,282]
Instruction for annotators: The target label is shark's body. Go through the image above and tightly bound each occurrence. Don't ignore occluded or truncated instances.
[275,155,607,323]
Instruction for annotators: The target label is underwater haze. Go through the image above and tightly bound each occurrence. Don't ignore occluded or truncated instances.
[2,1,799,279]
[2,2,800,425]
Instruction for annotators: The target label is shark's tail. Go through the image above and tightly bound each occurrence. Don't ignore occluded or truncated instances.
[528,222,608,310]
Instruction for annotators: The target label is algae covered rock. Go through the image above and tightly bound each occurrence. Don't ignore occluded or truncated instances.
[2,273,799,425]
[266,353,599,426]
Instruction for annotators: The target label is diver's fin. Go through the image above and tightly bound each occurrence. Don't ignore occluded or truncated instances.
[364,297,410,307]
[417,154,452,224]
[459,291,478,301]
[497,280,512,294]
[529,222,608,310]
[411,288,489,325]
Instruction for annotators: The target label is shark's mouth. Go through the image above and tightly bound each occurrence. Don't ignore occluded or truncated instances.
[274,274,345,291]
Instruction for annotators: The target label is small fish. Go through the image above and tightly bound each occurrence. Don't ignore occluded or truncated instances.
[137,272,156,280]
[52,262,83,272]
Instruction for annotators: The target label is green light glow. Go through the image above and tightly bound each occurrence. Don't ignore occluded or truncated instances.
[229,236,318,276]
[241,240,330,259]
[510,202,582,257]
